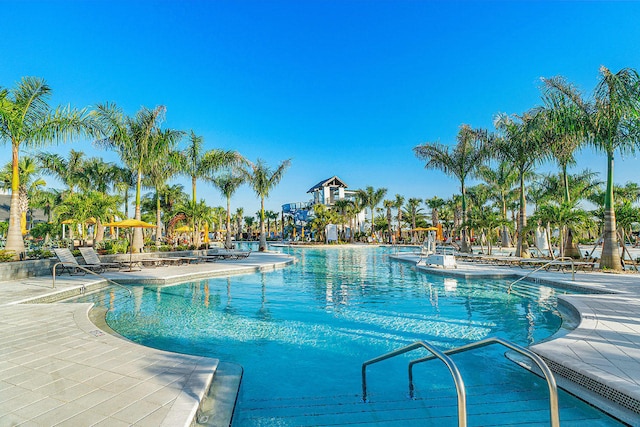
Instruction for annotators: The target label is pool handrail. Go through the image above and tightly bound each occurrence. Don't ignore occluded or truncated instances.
[408,337,560,427]
[507,256,576,293]
[361,340,467,427]
[52,262,132,297]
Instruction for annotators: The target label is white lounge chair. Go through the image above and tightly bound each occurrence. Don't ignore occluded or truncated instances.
[54,248,104,275]
[79,247,124,271]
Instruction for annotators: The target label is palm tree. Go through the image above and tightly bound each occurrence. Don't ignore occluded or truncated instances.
[176,131,241,243]
[403,197,424,242]
[0,77,95,258]
[425,196,445,228]
[234,207,244,242]
[36,149,87,196]
[356,186,387,241]
[492,112,551,257]
[244,158,291,251]
[542,66,640,270]
[146,130,183,244]
[383,199,395,243]
[212,173,245,249]
[394,194,405,242]
[477,161,518,247]
[414,124,487,252]
[0,157,46,235]
[94,103,166,252]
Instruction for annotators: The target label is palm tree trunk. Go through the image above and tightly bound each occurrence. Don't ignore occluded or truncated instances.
[460,183,470,252]
[501,196,512,247]
[259,198,267,251]
[96,218,105,243]
[225,197,233,249]
[155,193,162,246]
[600,151,622,270]
[5,145,25,259]
[132,170,144,252]
[516,171,529,258]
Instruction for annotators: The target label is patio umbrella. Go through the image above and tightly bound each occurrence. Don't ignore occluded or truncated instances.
[103,219,156,270]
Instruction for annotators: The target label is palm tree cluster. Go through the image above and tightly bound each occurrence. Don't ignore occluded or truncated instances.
[0,76,291,258]
[413,66,640,271]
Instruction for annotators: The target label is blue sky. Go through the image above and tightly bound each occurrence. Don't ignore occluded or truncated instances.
[2,1,639,216]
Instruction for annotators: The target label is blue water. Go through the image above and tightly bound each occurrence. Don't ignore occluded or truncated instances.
[69,246,623,426]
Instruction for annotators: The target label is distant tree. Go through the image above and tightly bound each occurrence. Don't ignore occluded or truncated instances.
[244,158,291,251]
[356,186,387,240]
[212,173,245,249]
[414,124,488,252]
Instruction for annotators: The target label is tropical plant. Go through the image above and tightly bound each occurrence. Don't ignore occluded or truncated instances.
[383,199,395,243]
[0,77,95,258]
[212,173,245,249]
[355,186,387,241]
[414,124,487,252]
[403,197,424,242]
[477,160,518,247]
[394,194,405,242]
[94,103,166,252]
[176,131,242,244]
[542,66,640,270]
[492,111,551,257]
[0,156,46,234]
[243,158,291,251]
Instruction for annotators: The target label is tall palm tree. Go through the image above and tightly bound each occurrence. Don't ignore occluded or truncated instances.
[542,66,640,270]
[492,112,550,257]
[177,131,242,244]
[244,158,291,251]
[94,103,166,252]
[425,196,445,227]
[0,77,95,258]
[394,194,405,242]
[477,161,518,247]
[414,124,487,252]
[36,149,87,196]
[234,207,244,242]
[356,186,387,240]
[145,128,183,245]
[212,173,245,249]
[0,157,46,234]
[383,199,395,243]
[403,197,424,242]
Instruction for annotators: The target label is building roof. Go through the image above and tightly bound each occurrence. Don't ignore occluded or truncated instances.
[0,195,47,223]
[306,176,348,193]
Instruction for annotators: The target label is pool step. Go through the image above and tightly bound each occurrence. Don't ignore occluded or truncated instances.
[196,362,243,427]
[236,384,618,426]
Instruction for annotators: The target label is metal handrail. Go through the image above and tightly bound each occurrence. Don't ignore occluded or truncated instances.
[507,256,576,293]
[362,341,467,427]
[52,262,132,297]
[408,337,559,427]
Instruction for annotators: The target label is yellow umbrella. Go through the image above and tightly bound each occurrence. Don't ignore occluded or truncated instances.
[102,219,156,270]
[410,227,439,232]
[103,219,156,228]
[175,225,193,232]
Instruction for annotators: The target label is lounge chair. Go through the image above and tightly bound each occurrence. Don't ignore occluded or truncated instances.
[79,247,124,271]
[53,248,104,275]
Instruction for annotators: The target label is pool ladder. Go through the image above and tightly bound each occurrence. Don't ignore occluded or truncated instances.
[361,337,560,427]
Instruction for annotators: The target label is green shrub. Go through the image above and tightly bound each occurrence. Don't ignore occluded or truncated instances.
[96,239,129,254]
[0,250,16,262]
[29,223,58,239]
[26,249,54,260]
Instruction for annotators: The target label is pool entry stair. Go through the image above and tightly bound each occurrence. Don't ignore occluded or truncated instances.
[362,337,559,427]
[233,337,624,426]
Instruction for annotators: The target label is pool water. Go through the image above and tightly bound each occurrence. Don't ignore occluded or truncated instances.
[70,246,623,426]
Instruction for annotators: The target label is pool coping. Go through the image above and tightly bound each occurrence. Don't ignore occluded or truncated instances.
[0,252,295,426]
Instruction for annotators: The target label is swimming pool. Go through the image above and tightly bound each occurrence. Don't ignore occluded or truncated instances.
[71,246,623,426]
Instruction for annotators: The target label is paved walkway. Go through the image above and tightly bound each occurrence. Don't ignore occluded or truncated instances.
[0,252,294,427]
[392,252,640,425]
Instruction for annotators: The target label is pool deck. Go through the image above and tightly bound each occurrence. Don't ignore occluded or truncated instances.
[1,249,639,425]
[0,252,294,427]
